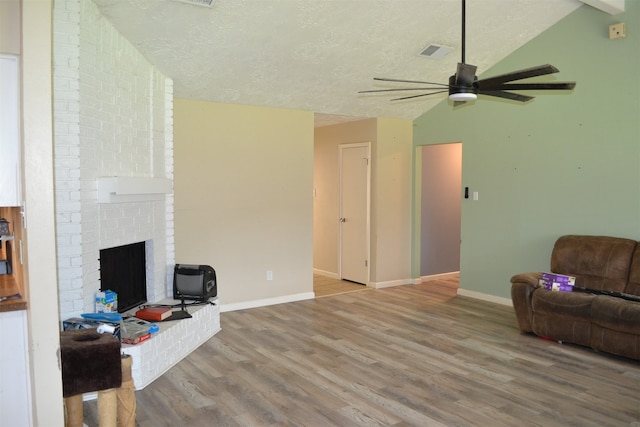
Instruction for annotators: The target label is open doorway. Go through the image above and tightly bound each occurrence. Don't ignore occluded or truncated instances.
[313,140,371,297]
[313,118,375,298]
[419,143,462,281]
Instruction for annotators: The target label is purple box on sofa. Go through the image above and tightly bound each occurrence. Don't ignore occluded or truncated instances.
[539,272,575,292]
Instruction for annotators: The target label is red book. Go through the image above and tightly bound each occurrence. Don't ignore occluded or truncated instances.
[135,306,172,321]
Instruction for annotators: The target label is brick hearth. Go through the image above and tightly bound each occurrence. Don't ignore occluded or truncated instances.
[122,301,220,390]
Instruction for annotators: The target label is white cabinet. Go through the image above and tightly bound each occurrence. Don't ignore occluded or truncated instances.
[0,54,21,206]
[0,310,32,425]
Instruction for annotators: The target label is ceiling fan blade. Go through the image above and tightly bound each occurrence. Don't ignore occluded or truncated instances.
[480,82,576,91]
[359,87,453,94]
[478,90,534,102]
[373,77,450,87]
[391,90,448,101]
[477,64,559,88]
[455,62,477,87]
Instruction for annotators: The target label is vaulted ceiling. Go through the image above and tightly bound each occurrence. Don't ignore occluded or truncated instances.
[92,0,621,126]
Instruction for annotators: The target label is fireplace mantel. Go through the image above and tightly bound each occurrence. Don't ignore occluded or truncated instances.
[97,177,172,203]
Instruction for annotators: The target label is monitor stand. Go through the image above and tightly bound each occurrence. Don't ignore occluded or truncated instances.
[167,297,192,320]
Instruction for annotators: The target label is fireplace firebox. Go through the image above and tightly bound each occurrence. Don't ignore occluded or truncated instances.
[99,241,147,313]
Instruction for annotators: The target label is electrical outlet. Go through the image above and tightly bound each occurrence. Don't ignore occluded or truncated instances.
[609,23,626,40]
[267,270,273,281]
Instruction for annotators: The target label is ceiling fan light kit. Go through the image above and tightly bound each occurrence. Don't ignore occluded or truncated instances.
[449,92,477,102]
[360,0,576,107]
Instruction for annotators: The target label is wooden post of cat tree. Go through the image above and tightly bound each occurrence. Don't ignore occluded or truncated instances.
[97,388,118,427]
[117,354,136,427]
[63,395,84,427]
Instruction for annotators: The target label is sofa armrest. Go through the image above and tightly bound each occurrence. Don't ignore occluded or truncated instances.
[510,272,542,333]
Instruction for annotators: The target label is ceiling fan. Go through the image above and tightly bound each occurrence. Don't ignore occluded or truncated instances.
[360,0,576,105]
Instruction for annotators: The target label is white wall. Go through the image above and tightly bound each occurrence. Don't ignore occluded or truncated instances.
[53,0,174,319]
[371,118,413,285]
[174,99,314,309]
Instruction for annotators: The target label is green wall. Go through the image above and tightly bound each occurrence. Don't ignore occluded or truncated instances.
[413,3,640,299]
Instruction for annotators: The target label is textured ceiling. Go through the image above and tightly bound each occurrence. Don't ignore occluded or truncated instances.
[92,0,585,126]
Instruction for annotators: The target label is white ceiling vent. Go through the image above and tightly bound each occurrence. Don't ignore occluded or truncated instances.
[172,0,215,7]
[419,44,453,59]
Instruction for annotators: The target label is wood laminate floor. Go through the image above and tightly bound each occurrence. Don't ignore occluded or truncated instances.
[313,274,368,298]
[83,278,640,426]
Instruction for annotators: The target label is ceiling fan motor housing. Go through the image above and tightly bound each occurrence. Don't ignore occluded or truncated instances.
[448,74,477,96]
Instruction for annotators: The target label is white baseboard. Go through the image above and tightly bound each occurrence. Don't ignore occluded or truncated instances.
[220,292,316,312]
[457,288,513,306]
[418,272,511,306]
[313,268,339,279]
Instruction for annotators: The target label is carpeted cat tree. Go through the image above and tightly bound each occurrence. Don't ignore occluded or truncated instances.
[60,329,136,427]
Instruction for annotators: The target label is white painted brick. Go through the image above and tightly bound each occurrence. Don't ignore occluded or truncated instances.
[54,1,181,378]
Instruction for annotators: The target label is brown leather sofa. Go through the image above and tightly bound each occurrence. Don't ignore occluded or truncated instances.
[511,235,640,360]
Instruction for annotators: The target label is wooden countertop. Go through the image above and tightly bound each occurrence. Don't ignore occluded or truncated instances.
[0,274,26,312]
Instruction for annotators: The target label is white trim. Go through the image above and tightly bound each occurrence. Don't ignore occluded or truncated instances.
[457,288,513,306]
[579,0,624,15]
[220,292,315,312]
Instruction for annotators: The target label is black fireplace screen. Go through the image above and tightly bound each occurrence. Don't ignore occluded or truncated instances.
[99,241,147,313]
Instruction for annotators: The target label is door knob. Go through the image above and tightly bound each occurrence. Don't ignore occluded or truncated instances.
[339,217,346,223]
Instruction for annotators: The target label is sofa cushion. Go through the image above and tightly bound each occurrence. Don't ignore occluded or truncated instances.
[551,235,637,294]
[591,325,640,360]
[532,289,595,319]
[531,289,596,346]
[591,295,640,360]
[591,295,640,335]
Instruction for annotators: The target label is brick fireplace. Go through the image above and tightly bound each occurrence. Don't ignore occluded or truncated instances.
[53,0,174,320]
[52,0,220,389]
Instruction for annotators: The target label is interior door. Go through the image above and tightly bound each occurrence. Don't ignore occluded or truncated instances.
[339,143,370,285]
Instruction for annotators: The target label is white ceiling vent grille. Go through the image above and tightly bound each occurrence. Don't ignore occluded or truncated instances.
[172,0,215,7]
[419,44,453,59]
